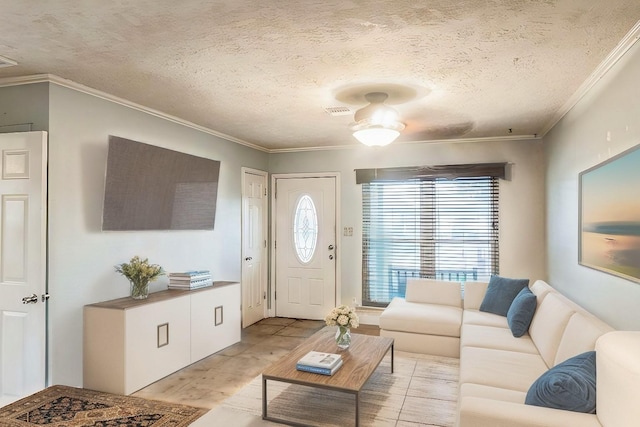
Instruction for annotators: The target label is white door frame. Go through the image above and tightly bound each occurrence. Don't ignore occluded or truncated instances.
[241,167,268,327]
[269,172,341,318]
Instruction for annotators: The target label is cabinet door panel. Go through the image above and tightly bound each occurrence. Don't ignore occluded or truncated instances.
[191,284,241,362]
[125,296,191,394]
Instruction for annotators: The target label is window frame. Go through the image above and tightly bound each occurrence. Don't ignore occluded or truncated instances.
[359,164,503,307]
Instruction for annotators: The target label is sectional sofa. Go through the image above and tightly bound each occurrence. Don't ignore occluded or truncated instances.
[379,278,640,427]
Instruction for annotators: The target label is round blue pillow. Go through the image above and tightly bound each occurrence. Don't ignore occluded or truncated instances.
[525,351,597,413]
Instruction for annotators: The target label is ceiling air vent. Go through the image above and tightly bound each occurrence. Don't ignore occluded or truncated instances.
[0,55,17,68]
[324,106,352,116]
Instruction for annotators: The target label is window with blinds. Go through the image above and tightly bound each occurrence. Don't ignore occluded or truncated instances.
[362,176,499,306]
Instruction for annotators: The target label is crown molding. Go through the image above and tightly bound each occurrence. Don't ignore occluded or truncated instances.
[1,73,538,153]
[268,134,541,153]
[539,20,640,137]
[0,74,270,153]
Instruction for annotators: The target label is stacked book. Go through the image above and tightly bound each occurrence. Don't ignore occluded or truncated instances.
[168,270,213,290]
[296,351,343,376]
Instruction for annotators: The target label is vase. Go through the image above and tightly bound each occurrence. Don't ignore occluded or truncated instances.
[130,280,149,299]
[335,326,351,350]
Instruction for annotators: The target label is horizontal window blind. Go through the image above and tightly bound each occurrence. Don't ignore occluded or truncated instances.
[362,177,499,307]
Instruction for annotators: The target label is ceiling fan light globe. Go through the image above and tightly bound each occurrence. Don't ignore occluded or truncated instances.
[353,128,400,146]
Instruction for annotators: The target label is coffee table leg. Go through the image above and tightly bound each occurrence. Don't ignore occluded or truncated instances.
[355,391,360,427]
[262,376,267,419]
[391,343,394,373]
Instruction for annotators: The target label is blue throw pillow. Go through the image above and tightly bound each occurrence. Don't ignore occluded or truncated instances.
[479,275,530,317]
[506,287,537,337]
[525,351,597,413]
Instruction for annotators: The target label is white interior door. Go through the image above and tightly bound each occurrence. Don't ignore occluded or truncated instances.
[275,176,336,320]
[0,131,47,406]
[241,169,268,328]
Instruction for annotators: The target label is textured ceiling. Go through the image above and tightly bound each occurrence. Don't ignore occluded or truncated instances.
[0,1,639,150]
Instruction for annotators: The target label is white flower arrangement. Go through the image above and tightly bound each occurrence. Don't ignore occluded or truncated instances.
[325,305,359,329]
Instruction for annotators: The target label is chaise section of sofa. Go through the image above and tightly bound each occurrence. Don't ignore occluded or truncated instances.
[379,279,463,357]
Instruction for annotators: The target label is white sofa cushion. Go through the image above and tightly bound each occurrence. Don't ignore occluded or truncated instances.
[462,281,489,310]
[379,298,462,337]
[596,331,640,427]
[460,346,548,392]
[405,278,462,307]
[529,279,554,300]
[463,309,509,328]
[460,382,526,403]
[461,324,539,354]
[458,397,602,427]
[554,313,613,365]
[528,293,575,367]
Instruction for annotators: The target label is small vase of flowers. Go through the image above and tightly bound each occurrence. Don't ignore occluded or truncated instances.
[115,256,165,299]
[325,305,359,350]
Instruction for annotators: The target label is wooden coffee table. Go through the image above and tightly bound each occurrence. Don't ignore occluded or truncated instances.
[261,328,394,427]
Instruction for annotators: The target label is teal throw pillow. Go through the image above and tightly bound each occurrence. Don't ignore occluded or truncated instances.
[506,287,537,337]
[479,275,530,317]
[525,351,597,413]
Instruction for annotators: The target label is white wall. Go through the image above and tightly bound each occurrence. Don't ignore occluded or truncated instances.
[43,83,268,386]
[269,138,546,306]
[545,40,640,330]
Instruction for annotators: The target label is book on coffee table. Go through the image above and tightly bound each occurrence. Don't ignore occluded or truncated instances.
[296,359,343,376]
[297,351,342,369]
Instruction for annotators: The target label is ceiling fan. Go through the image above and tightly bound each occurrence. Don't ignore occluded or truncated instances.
[350,92,405,147]
[333,83,474,146]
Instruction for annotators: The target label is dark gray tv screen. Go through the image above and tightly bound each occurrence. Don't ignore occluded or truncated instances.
[102,136,220,231]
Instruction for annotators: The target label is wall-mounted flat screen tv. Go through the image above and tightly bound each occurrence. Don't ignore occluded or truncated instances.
[102,135,220,231]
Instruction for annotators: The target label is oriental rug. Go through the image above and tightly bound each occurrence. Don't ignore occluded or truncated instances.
[202,351,459,427]
[0,385,207,427]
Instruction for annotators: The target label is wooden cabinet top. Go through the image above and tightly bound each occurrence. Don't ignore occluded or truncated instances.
[86,281,238,310]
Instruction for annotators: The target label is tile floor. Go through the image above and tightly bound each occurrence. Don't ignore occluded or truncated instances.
[133,317,379,409]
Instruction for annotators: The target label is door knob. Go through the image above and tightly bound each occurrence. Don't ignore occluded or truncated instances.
[22,293,38,304]
[245,257,253,261]
[328,245,334,250]
[329,255,334,260]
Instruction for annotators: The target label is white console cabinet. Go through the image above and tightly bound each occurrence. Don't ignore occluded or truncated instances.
[83,282,240,395]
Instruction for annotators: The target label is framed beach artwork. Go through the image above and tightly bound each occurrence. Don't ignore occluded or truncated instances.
[579,144,640,283]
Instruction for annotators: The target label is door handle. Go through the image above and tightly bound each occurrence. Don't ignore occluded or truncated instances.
[22,293,38,304]
[328,245,334,250]
[329,255,334,260]
[245,257,253,261]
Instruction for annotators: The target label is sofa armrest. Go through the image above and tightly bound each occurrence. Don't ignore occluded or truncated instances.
[462,281,489,310]
[406,279,462,307]
[458,397,601,427]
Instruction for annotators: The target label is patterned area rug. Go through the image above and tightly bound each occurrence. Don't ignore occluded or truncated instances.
[211,351,459,427]
[0,385,207,427]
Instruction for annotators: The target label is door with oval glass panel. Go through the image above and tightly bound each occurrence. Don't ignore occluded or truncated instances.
[274,176,337,320]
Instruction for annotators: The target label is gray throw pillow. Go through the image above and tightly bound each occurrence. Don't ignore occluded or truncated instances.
[525,351,597,413]
[506,287,537,337]
[479,275,530,317]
